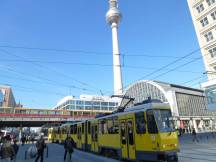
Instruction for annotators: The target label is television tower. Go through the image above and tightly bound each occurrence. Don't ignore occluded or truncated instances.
[106,0,123,95]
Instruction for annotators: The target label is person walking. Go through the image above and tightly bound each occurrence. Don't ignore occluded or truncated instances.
[192,128,199,142]
[35,135,46,162]
[64,135,75,162]
[12,140,19,162]
[0,136,15,162]
[21,135,26,146]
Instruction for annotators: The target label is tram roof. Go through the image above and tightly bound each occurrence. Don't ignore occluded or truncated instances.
[92,102,170,121]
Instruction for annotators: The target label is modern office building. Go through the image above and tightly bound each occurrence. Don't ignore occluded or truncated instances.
[120,80,215,132]
[187,0,216,109]
[0,85,16,108]
[53,95,119,119]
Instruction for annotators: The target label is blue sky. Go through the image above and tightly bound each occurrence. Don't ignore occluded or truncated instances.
[0,0,206,108]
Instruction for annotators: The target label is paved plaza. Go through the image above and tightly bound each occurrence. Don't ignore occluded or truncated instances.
[14,133,216,162]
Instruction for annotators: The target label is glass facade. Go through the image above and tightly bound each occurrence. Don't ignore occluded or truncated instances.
[55,98,118,112]
[176,92,209,116]
[205,87,216,104]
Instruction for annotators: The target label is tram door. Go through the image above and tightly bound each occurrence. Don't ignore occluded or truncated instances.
[77,126,82,149]
[120,119,136,160]
[91,124,98,152]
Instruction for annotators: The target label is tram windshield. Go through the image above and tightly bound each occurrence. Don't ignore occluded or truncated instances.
[153,109,175,133]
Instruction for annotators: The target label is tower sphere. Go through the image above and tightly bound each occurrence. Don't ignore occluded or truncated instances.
[106,7,122,26]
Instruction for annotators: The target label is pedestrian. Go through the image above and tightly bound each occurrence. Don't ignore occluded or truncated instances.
[21,135,26,146]
[64,135,75,162]
[30,134,35,144]
[0,136,15,162]
[35,135,46,162]
[192,128,199,142]
[12,140,19,162]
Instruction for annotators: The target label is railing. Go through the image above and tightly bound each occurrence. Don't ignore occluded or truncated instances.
[0,113,96,119]
[0,113,71,118]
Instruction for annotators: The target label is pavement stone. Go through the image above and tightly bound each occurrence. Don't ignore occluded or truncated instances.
[13,133,216,162]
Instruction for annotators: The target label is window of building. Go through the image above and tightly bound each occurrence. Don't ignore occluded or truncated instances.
[76,100,84,105]
[206,0,215,6]
[211,11,216,20]
[76,105,84,110]
[204,31,214,42]
[196,3,205,13]
[109,102,116,106]
[209,47,216,57]
[101,107,108,110]
[101,102,108,106]
[200,17,209,27]
[85,101,92,105]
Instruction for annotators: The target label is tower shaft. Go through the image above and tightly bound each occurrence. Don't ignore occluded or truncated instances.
[111,23,123,95]
[106,0,123,95]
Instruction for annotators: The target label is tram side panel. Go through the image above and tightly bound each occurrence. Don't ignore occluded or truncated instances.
[98,116,121,156]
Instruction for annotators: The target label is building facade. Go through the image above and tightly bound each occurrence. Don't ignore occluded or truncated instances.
[0,86,16,108]
[120,80,215,132]
[187,0,216,108]
[54,95,119,119]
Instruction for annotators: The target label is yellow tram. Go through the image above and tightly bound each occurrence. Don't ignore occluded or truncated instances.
[49,101,179,162]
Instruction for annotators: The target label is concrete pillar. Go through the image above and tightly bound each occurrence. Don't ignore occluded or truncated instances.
[210,119,213,130]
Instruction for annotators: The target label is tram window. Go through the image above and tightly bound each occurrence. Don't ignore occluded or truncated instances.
[74,124,77,134]
[147,110,158,134]
[95,126,98,141]
[58,128,60,134]
[99,120,105,134]
[70,125,73,134]
[113,118,119,134]
[88,122,91,134]
[107,118,119,134]
[121,122,126,144]
[82,123,84,133]
[135,112,146,134]
[91,126,94,140]
[128,121,134,145]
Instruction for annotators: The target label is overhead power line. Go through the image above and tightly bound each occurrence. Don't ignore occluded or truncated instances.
[0,44,199,59]
[0,44,208,96]
[111,44,208,96]
[0,58,203,74]
[0,49,100,93]
[181,76,205,85]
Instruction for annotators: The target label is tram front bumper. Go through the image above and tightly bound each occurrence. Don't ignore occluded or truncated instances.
[157,151,178,162]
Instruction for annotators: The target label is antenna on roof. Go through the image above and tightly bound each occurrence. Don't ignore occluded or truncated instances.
[100,90,104,96]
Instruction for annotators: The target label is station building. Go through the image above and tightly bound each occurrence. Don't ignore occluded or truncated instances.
[53,95,119,119]
[120,80,216,132]
[0,85,16,108]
